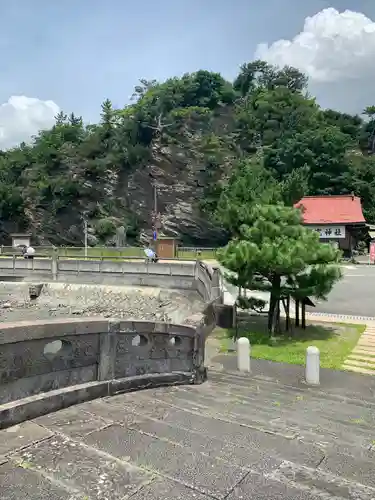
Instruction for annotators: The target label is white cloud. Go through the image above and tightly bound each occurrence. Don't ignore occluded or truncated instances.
[255,8,375,112]
[0,96,59,150]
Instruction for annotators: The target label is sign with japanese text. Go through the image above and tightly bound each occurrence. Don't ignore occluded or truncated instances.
[308,225,346,239]
[370,242,375,264]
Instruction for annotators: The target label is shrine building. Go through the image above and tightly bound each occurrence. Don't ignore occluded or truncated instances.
[294,194,367,256]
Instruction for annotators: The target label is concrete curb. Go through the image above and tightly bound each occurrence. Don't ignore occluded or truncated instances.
[303,312,375,323]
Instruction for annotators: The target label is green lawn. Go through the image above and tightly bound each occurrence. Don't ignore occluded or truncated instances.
[58,247,217,260]
[216,316,365,370]
[57,247,144,258]
[0,247,143,259]
[177,249,217,260]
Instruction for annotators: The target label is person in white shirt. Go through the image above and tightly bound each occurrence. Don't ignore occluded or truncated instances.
[144,243,158,263]
[24,246,35,260]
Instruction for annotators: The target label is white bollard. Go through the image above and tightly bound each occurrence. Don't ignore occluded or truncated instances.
[305,346,320,385]
[237,337,251,372]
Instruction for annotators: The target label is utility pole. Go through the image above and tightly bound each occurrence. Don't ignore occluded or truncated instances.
[83,219,88,258]
[145,111,173,244]
[153,183,157,215]
[151,182,158,244]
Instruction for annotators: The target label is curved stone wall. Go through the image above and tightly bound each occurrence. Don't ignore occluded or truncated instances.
[0,257,222,429]
[0,256,222,302]
[0,318,206,429]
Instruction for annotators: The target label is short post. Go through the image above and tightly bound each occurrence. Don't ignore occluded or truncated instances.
[237,337,250,372]
[295,299,300,327]
[51,250,58,281]
[305,346,320,385]
[84,219,88,259]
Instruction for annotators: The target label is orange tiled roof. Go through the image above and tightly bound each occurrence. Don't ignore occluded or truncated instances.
[294,195,366,224]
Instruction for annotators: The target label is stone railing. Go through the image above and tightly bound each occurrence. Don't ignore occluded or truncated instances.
[0,318,207,429]
[0,256,222,302]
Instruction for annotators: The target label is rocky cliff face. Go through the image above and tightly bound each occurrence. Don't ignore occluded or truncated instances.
[0,105,233,247]
[15,152,226,247]
[126,148,226,245]
[124,109,234,245]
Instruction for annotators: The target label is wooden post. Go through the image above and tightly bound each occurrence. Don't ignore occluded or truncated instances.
[285,295,290,332]
[295,299,300,327]
[275,299,281,334]
[301,300,306,329]
[233,303,238,341]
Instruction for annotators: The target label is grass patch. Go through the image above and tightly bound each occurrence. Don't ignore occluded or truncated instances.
[177,249,217,260]
[216,316,366,370]
[55,247,144,258]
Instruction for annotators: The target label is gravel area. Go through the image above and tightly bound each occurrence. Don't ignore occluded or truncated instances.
[0,282,205,324]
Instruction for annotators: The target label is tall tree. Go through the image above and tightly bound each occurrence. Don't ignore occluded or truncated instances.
[215,157,280,236]
[0,58,374,248]
[233,60,308,96]
[218,204,342,334]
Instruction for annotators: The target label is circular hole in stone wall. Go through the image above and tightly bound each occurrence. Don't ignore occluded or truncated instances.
[43,339,72,358]
[44,340,62,355]
[132,334,148,347]
[169,336,182,346]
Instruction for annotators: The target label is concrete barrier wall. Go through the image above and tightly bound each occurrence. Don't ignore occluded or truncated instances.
[0,318,207,428]
[0,257,222,428]
[0,257,222,302]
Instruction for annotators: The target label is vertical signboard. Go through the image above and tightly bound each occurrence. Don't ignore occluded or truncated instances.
[370,242,375,264]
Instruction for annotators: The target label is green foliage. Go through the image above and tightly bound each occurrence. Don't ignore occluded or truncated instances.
[233,60,308,96]
[215,158,280,235]
[279,165,310,206]
[217,204,342,333]
[1,59,375,245]
[94,218,118,240]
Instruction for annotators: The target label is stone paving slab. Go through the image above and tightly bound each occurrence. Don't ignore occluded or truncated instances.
[341,365,375,375]
[11,434,152,499]
[34,407,111,439]
[0,460,73,500]
[226,469,319,500]
[83,424,247,498]
[1,373,375,499]
[0,422,53,456]
[352,346,375,352]
[128,478,213,500]
[344,359,375,369]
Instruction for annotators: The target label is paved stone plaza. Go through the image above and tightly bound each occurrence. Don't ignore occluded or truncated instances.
[1,369,375,499]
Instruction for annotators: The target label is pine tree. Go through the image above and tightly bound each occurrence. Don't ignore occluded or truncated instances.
[217,203,342,334]
[215,158,280,236]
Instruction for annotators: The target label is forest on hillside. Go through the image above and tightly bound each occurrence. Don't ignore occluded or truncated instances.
[1,60,375,246]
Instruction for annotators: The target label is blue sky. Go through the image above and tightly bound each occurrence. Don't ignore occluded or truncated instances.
[0,1,375,148]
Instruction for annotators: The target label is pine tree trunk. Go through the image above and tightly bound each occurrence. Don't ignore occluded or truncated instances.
[267,294,276,334]
[275,300,281,334]
[267,275,281,335]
